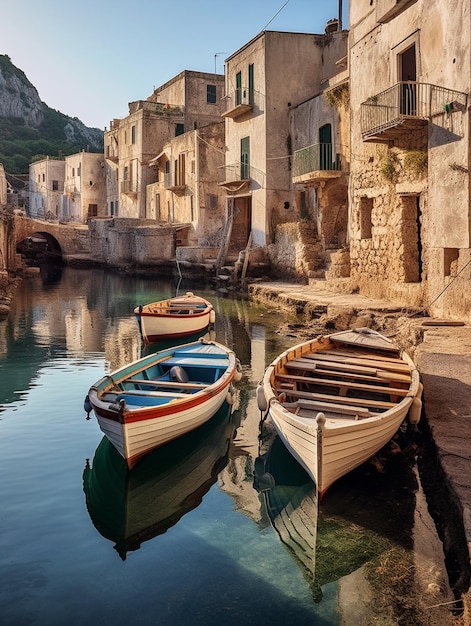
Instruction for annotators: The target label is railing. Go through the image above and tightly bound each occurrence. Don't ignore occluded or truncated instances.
[164,171,185,189]
[120,180,137,194]
[361,82,468,136]
[293,144,341,178]
[222,88,263,116]
[128,100,184,116]
[217,163,250,184]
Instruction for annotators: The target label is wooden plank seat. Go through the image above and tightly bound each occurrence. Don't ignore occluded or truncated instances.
[276,388,396,409]
[278,363,410,385]
[320,348,405,364]
[116,389,189,398]
[168,303,208,309]
[288,356,412,380]
[281,367,409,397]
[164,357,228,368]
[283,398,372,418]
[305,351,411,373]
[122,378,207,390]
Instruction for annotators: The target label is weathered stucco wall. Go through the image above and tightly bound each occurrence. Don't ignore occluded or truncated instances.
[89,218,175,267]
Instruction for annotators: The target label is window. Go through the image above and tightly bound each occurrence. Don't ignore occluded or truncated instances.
[236,71,242,105]
[173,154,186,187]
[248,63,254,105]
[155,193,161,220]
[131,125,136,144]
[359,197,373,239]
[206,193,217,209]
[240,137,250,179]
[207,84,216,104]
[444,248,459,277]
[175,123,184,136]
[87,204,98,218]
[52,180,59,191]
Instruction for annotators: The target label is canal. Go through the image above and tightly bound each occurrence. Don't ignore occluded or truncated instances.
[0,267,458,625]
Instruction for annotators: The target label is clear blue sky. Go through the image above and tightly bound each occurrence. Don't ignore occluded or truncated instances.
[2,0,348,130]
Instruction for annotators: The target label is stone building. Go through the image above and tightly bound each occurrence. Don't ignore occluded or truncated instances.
[348,0,470,320]
[103,70,225,221]
[220,27,348,265]
[60,151,106,223]
[29,158,65,220]
[289,22,349,279]
[146,120,226,246]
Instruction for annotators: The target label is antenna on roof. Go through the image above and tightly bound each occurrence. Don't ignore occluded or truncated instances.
[214,53,226,73]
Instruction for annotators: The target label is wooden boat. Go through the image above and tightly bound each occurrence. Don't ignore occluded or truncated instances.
[86,338,241,469]
[258,328,422,498]
[83,401,237,560]
[134,292,215,344]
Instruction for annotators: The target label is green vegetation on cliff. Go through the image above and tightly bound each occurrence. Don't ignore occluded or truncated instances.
[0,54,104,174]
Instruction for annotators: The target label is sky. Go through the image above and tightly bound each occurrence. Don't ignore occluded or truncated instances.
[2,0,348,130]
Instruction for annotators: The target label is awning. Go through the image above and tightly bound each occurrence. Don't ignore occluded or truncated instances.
[148,151,166,166]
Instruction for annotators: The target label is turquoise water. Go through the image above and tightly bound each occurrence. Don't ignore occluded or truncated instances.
[0,267,453,625]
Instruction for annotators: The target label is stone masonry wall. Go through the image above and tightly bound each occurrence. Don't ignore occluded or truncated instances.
[349,130,428,306]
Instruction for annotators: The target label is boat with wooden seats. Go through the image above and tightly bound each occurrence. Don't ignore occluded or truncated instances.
[257,328,422,498]
[85,338,241,469]
[83,400,237,560]
[134,292,215,344]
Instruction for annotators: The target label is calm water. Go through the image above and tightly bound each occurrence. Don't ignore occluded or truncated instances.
[0,267,455,625]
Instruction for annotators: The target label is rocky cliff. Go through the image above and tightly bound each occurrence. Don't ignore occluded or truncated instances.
[0,54,103,173]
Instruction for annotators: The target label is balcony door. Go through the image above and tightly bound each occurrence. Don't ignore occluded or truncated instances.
[399,44,417,115]
[319,124,332,170]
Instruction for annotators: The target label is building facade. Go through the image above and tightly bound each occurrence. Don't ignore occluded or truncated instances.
[103,71,225,222]
[29,158,65,220]
[220,28,348,261]
[348,0,470,319]
[60,151,106,223]
[146,121,226,246]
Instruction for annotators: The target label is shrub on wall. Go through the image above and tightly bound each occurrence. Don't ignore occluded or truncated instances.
[380,150,400,183]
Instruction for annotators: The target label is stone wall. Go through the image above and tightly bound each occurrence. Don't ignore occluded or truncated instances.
[267,221,321,281]
[89,218,176,268]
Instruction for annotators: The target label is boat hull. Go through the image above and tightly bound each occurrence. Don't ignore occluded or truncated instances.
[87,340,237,469]
[261,329,421,496]
[134,293,214,344]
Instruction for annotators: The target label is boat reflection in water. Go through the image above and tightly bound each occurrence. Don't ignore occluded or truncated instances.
[254,430,415,605]
[83,400,238,560]
[254,434,321,602]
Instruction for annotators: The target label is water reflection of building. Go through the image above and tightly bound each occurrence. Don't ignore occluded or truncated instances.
[218,322,269,524]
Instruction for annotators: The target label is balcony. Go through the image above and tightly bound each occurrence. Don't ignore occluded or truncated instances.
[217,163,250,191]
[120,180,137,196]
[293,144,342,185]
[164,171,185,193]
[361,82,468,142]
[222,88,255,120]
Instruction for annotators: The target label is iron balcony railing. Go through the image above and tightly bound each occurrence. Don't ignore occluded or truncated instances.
[164,171,185,189]
[293,143,341,178]
[361,82,468,137]
[222,88,263,117]
[217,163,250,184]
[120,180,138,194]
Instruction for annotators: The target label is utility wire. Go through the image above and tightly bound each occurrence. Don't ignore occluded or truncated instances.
[261,0,290,31]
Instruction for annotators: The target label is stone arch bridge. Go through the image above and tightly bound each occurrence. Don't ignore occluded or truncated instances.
[12,215,90,269]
